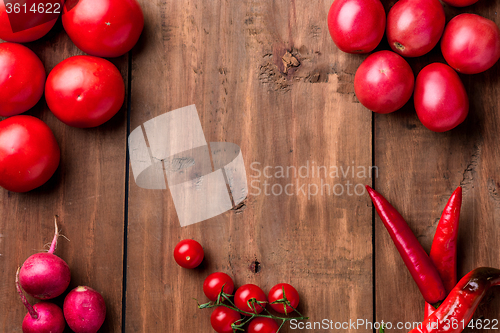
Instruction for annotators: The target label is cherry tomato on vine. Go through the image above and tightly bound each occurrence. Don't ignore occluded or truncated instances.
[203,272,235,301]
[268,283,300,314]
[45,55,125,128]
[441,13,500,74]
[62,0,144,58]
[327,0,386,54]
[173,239,204,269]
[0,116,60,193]
[248,317,280,333]
[234,284,267,315]
[0,43,45,117]
[210,306,241,333]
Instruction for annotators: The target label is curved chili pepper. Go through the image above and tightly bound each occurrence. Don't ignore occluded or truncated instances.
[411,267,500,333]
[366,185,446,305]
[425,187,463,318]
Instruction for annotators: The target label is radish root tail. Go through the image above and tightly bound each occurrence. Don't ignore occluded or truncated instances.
[48,216,59,254]
[16,267,38,320]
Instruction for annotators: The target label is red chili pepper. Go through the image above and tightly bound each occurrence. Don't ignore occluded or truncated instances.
[411,267,500,333]
[366,185,446,305]
[425,187,462,318]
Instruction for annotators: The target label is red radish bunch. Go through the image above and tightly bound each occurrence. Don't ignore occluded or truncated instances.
[327,0,500,132]
[63,286,107,333]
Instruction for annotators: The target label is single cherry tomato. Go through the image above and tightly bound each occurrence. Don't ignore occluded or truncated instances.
[62,0,144,58]
[45,55,125,128]
[248,317,280,333]
[234,284,267,315]
[441,14,500,74]
[414,63,469,132]
[327,0,386,54]
[173,239,204,269]
[354,50,414,114]
[268,283,300,314]
[203,272,235,301]
[0,0,62,42]
[442,0,478,7]
[0,43,45,117]
[0,116,60,192]
[210,306,241,333]
[387,0,445,57]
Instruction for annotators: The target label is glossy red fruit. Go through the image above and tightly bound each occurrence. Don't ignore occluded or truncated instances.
[173,239,204,269]
[62,0,144,58]
[414,63,469,132]
[0,0,61,42]
[22,302,65,333]
[210,306,241,333]
[354,51,414,114]
[248,317,280,333]
[45,55,125,128]
[234,284,267,315]
[0,116,60,193]
[203,272,235,301]
[268,283,300,314]
[441,14,500,74]
[0,43,45,117]
[327,0,386,54]
[442,0,478,7]
[387,0,445,57]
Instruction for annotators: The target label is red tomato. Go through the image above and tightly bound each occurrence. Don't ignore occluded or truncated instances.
[441,14,500,74]
[0,116,60,192]
[0,43,45,117]
[45,55,125,128]
[234,284,267,315]
[173,239,204,269]
[0,0,61,42]
[387,0,445,57]
[62,0,144,57]
[248,317,280,333]
[268,283,300,314]
[203,272,235,301]
[414,63,469,132]
[210,306,241,333]
[442,0,478,6]
[327,0,385,54]
[354,51,414,114]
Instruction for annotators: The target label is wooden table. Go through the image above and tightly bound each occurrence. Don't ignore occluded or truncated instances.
[2,1,500,332]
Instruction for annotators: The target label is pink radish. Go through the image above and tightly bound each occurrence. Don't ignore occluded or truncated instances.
[16,268,66,333]
[64,286,106,333]
[19,218,71,300]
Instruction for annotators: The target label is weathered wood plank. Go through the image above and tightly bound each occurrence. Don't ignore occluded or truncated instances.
[375,2,500,331]
[127,0,373,332]
[0,20,128,332]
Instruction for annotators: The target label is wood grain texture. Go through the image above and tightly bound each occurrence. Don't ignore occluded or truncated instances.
[0,19,128,332]
[127,0,372,332]
[375,1,500,331]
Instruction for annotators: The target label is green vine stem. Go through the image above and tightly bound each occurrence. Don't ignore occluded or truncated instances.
[197,287,308,332]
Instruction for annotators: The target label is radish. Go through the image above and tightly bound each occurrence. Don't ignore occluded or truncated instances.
[16,268,66,333]
[64,286,106,333]
[19,218,71,300]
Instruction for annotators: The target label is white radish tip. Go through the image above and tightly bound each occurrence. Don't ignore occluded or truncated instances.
[76,286,88,292]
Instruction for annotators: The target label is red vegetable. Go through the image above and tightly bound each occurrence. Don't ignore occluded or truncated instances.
[234,284,267,315]
[410,267,500,333]
[268,283,300,314]
[63,286,106,333]
[248,317,280,333]
[327,0,386,54]
[45,55,125,128]
[16,268,66,333]
[441,14,500,74]
[173,239,204,269]
[414,63,469,132]
[0,42,45,117]
[386,0,445,57]
[19,219,70,300]
[425,187,462,318]
[366,186,446,304]
[441,0,478,6]
[210,306,241,333]
[203,272,235,301]
[354,50,414,114]
[62,0,144,58]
